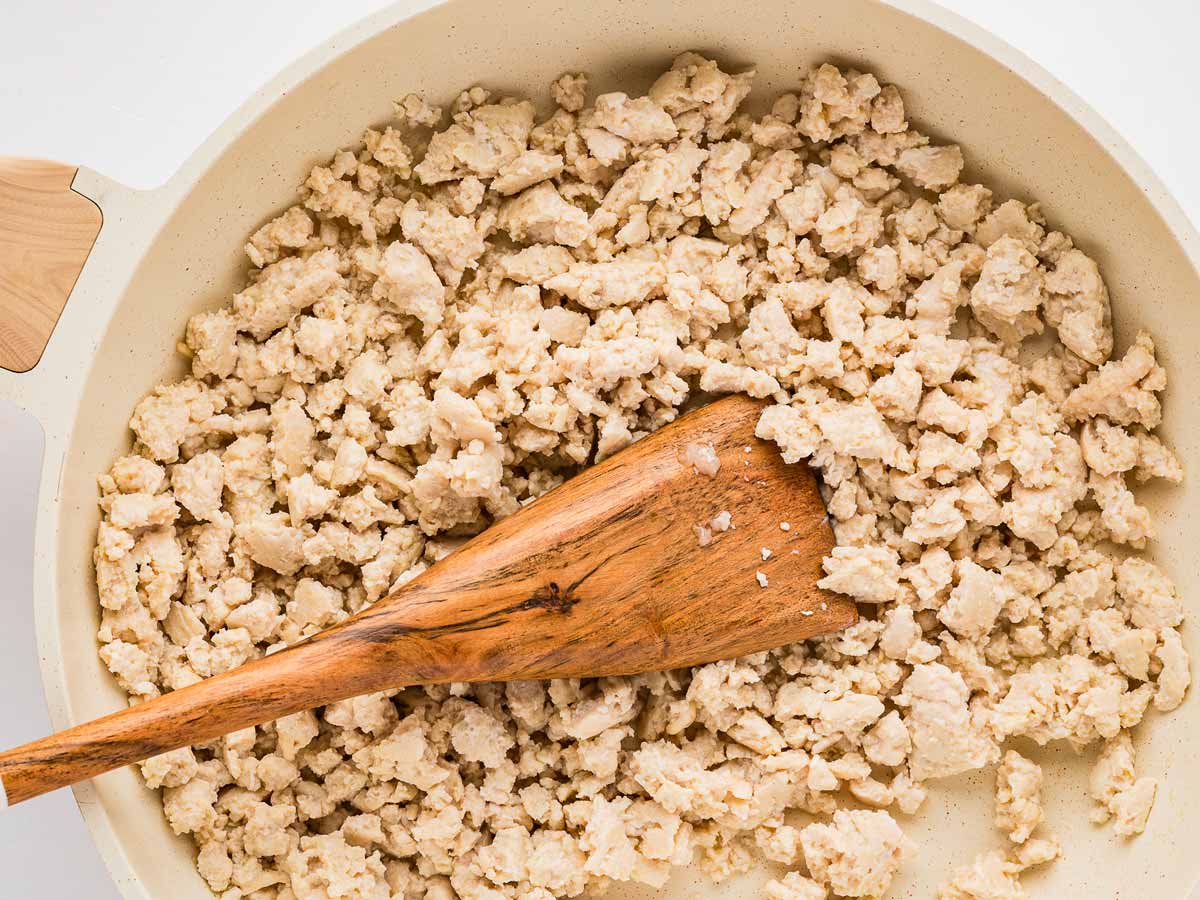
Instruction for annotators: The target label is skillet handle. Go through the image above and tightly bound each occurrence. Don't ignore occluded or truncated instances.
[0,158,104,373]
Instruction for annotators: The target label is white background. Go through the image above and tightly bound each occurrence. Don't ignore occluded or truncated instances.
[1,1,1198,897]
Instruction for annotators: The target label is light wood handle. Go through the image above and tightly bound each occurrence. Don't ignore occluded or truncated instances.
[0,158,103,372]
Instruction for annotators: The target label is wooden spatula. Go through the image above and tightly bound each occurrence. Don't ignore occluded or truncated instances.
[0,395,853,809]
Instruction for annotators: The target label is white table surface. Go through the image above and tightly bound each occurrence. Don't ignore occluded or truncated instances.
[1,1,1197,897]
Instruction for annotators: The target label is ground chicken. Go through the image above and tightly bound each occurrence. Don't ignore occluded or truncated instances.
[93,54,1184,900]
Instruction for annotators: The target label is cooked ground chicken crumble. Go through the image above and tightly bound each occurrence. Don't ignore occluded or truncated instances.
[92,54,1188,900]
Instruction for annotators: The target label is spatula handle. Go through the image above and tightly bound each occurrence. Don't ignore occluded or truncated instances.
[0,540,575,806]
[0,551,578,807]
[0,630,358,807]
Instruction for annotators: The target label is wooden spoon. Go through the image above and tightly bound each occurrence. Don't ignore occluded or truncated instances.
[0,395,853,809]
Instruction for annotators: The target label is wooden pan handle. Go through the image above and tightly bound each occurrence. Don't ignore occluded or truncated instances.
[0,158,103,373]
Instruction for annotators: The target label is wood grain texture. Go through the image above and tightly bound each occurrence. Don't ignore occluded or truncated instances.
[0,395,853,806]
[0,157,103,372]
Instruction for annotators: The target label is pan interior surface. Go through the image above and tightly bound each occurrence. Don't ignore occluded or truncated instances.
[46,1,1200,898]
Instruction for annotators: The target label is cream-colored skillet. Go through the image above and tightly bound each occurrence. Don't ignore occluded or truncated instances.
[0,0,1197,896]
